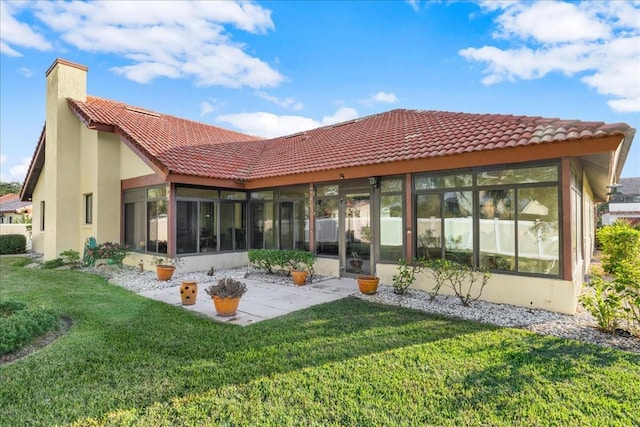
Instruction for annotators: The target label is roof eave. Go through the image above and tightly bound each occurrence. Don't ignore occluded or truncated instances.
[20,125,46,201]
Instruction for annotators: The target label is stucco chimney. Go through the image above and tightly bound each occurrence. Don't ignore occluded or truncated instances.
[39,59,88,259]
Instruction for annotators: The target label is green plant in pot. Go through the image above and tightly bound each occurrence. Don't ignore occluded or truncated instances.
[205,277,248,316]
[152,256,184,281]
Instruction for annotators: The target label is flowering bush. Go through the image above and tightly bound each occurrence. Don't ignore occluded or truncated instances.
[88,242,131,267]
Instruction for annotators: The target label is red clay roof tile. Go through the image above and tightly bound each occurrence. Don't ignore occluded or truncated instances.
[66,99,632,182]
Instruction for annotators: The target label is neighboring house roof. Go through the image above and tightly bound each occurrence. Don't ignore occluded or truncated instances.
[618,177,640,195]
[22,95,635,200]
[0,194,31,214]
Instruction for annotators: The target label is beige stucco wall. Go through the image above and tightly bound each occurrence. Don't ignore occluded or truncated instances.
[120,142,154,179]
[0,224,29,237]
[314,257,340,277]
[376,262,578,314]
[40,61,86,259]
[124,252,249,273]
[35,60,159,260]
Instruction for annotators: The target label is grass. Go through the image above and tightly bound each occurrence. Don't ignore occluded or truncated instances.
[0,256,638,426]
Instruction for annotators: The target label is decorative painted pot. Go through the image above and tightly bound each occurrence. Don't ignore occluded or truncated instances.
[212,296,240,316]
[357,276,380,295]
[291,270,308,286]
[180,281,197,305]
[156,265,176,281]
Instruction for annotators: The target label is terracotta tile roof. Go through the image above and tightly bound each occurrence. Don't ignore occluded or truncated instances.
[248,109,632,179]
[66,99,632,182]
[67,96,264,178]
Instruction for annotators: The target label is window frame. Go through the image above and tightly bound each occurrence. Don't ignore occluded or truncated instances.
[413,161,562,277]
[84,193,93,225]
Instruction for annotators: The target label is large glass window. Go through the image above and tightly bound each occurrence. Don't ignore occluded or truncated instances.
[177,201,198,254]
[414,163,559,276]
[316,196,339,256]
[415,172,473,265]
[479,189,515,271]
[220,202,246,251]
[416,193,441,259]
[380,178,404,261]
[200,202,216,252]
[175,186,244,254]
[518,186,559,275]
[123,186,168,254]
[250,187,308,250]
[477,165,559,275]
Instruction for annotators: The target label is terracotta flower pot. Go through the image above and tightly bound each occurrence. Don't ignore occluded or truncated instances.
[156,265,176,281]
[212,296,240,316]
[291,270,308,285]
[357,276,380,295]
[180,281,197,305]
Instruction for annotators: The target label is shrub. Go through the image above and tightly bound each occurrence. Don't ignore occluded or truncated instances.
[420,259,491,306]
[87,242,131,267]
[580,273,624,333]
[0,234,26,255]
[0,302,58,355]
[582,221,640,336]
[59,249,82,268]
[597,220,640,276]
[248,249,316,277]
[391,258,424,295]
[43,258,65,269]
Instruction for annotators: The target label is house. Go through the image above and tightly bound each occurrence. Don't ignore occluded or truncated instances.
[0,193,31,224]
[602,177,640,227]
[21,58,636,314]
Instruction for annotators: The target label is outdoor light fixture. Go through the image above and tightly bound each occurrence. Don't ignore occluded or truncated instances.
[339,173,345,180]
[368,176,380,188]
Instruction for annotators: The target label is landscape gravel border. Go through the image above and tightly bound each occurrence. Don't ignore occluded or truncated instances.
[89,263,640,354]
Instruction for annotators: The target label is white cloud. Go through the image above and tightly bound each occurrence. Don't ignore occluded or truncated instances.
[216,107,360,138]
[0,156,31,182]
[0,1,52,56]
[363,91,398,105]
[28,0,283,88]
[462,1,640,113]
[17,67,33,78]
[321,107,359,125]
[491,1,611,43]
[406,0,420,12]
[255,91,303,110]
[200,101,215,117]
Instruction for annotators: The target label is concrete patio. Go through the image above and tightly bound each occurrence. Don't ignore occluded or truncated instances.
[138,277,360,326]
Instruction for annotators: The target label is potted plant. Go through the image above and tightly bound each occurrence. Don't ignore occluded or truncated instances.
[289,251,316,286]
[152,256,184,281]
[357,275,380,295]
[205,277,247,316]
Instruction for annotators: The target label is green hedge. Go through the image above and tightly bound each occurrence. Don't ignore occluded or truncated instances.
[0,234,26,255]
[0,301,58,355]
[248,249,316,277]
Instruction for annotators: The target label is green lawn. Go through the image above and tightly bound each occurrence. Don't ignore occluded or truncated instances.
[1,257,638,426]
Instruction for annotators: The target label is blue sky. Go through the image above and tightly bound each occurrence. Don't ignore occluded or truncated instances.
[1,0,639,184]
